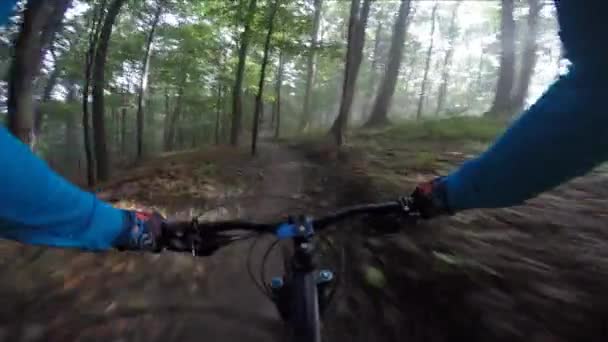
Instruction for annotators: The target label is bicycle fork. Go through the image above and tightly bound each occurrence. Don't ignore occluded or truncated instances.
[268,218,335,322]
[269,268,334,321]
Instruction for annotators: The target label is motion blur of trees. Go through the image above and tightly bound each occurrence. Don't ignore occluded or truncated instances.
[0,0,561,183]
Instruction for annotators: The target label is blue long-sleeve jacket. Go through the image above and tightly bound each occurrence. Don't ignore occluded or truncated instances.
[0,127,125,250]
[0,1,126,250]
[444,0,608,210]
[0,0,606,250]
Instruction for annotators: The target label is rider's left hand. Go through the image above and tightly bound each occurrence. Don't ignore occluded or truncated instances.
[114,210,165,252]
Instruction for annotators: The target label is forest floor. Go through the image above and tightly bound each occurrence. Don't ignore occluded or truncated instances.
[2,119,608,341]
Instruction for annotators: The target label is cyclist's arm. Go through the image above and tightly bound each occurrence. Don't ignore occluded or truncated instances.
[444,67,608,210]
[0,0,16,25]
[0,127,126,250]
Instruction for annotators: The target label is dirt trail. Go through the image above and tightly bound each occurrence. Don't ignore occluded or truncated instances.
[8,139,608,342]
[185,143,310,342]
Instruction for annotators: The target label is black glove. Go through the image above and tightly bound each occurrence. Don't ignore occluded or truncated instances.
[114,210,166,252]
[411,177,452,219]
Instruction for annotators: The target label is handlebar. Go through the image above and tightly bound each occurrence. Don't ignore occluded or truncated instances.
[162,197,415,255]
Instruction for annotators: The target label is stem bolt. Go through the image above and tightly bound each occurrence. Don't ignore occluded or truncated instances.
[270,277,284,289]
[319,270,333,282]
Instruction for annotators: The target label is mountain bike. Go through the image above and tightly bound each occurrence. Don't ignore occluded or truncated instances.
[163,197,417,342]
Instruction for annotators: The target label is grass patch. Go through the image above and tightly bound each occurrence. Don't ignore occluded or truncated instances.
[362,117,505,144]
[194,161,218,178]
[411,151,436,170]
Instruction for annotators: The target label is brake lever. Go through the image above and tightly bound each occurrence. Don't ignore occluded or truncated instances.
[189,218,225,257]
[361,197,419,235]
[163,218,222,257]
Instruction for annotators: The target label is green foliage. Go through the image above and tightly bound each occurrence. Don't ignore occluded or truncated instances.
[412,151,436,170]
[4,0,559,180]
[379,117,504,143]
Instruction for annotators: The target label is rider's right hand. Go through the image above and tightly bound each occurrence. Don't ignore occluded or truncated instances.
[411,177,452,219]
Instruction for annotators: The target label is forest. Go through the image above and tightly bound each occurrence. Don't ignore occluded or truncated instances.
[6,1,608,342]
[0,0,561,184]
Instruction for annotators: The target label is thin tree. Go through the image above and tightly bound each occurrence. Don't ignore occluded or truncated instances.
[486,0,515,118]
[252,0,280,156]
[136,1,163,160]
[91,0,128,181]
[402,42,419,97]
[299,0,323,132]
[415,2,438,120]
[33,9,71,147]
[82,0,107,186]
[466,48,486,108]
[34,46,61,142]
[215,47,227,145]
[510,0,542,113]
[7,0,71,146]
[435,1,461,116]
[330,0,372,146]
[274,51,285,139]
[362,21,383,121]
[365,0,412,127]
[165,74,186,151]
[64,83,78,173]
[230,0,258,146]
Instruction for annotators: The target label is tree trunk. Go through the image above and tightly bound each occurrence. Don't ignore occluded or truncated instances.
[136,2,163,160]
[82,85,95,187]
[330,0,372,146]
[362,22,383,121]
[81,1,107,187]
[65,84,78,174]
[415,2,438,120]
[274,51,285,139]
[403,46,418,97]
[251,0,279,156]
[299,0,323,132]
[220,85,229,140]
[33,55,61,143]
[435,2,460,116]
[165,79,185,151]
[465,50,484,107]
[41,62,60,103]
[486,0,516,118]
[91,0,127,181]
[7,0,70,146]
[365,0,411,127]
[510,0,541,113]
[230,0,258,146]
[33,2,70,147]
[111,105,118,149]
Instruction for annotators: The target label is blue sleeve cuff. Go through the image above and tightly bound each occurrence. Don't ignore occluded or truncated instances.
[444,159,481,211]
[83,201,127,250]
